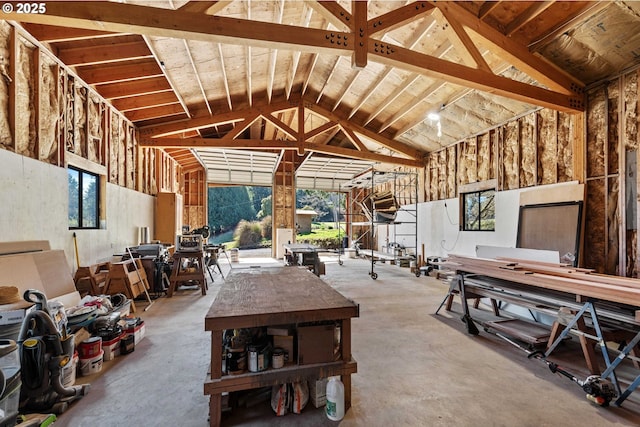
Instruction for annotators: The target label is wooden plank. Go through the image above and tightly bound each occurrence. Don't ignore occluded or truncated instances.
[79,60,163,85]
[204,360,357,395]
[449,255,640,306]
[57,41,152,66]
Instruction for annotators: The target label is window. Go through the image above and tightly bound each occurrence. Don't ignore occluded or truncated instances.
[462,189,495,231]
[68,167,100,229]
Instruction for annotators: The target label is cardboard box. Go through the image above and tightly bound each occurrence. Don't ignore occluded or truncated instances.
[309,378,328,408]
[125,321,145,346]
[0,303,34,326]
[273,335,294,364]
[267,324,293,336]
[297,324,335,365]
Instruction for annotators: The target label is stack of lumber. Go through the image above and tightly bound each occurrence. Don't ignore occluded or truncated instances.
[445,254,640,309]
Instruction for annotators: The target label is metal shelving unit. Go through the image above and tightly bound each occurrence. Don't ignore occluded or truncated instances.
[341,168,418,280]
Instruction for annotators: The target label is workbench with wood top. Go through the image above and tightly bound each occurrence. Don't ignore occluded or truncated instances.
[204,266,359,426]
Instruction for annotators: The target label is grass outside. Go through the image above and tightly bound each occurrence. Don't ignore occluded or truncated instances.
[210,221,346,249]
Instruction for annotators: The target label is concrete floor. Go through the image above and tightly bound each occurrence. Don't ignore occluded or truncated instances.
[55,249,640,426]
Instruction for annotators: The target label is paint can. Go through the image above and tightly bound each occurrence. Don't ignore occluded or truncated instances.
[272,347,285,369]
[78,336,102,359]
[226,346,246,374]
[79,350,104,376]
[247,344,269,372]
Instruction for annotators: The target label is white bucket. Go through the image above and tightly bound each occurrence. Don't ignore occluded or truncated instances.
[61,351,78,387]
[79,350,104,376]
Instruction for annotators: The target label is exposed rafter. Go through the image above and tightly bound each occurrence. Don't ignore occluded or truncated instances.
[7,0,585,112]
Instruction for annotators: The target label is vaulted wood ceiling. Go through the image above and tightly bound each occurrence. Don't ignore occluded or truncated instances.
[7,1,640,189]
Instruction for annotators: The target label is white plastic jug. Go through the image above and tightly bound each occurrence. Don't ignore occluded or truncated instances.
[325,376,345,421]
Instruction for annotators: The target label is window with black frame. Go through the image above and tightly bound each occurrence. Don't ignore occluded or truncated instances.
[68,166,100,229]
[462,189,495,231]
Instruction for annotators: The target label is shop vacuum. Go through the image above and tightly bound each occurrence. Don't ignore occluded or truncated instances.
[17,290,90,415]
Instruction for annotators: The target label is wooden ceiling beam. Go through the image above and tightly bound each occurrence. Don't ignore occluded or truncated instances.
[349,16,437,119]
[177,1,226,14]
[437,8,491,72]
[262,113,298,141]
[221,112,260,140]
[305,121,339,140]
[352,1,367,69]
[78,60,162,85]
[216,43,232,110]
[305,102,424,160]
[96,76,172,99]
[370,41,583,112]
[10,1,584,108]
[505,1,554,37]
[6,2,353,55]
[431,1,583,94]
[125,104,186,122]
[23,24,115,42]
[367,2,435,35]
[308,1,352,30]
[111,91,179,112]
[141,138,423,167]
[267,0,285,102]
[478,1,501,19]
[140,99,299,137]
[56,41,152,66]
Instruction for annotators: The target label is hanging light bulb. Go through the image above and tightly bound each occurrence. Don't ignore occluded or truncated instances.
[427,112,440,121]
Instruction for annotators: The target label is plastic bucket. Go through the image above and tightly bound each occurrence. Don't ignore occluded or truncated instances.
[61,351,78,387]
[79,350,104,376]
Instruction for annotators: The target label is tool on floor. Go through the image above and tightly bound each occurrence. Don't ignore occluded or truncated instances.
[18,290,90,414]
[126,247,155,312]
[494,330,617,406]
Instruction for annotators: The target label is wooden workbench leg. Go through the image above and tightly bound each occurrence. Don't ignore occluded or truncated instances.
[341,319,352,410]
[208,330,223,426]
[209,395,221,427]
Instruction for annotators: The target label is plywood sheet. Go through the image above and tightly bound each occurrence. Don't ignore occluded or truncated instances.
[31,250,76,299]
[0,240,50,255]
[0,254,44,293]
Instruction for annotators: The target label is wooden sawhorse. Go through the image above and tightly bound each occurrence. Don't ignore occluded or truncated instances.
[168,250,207,297]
